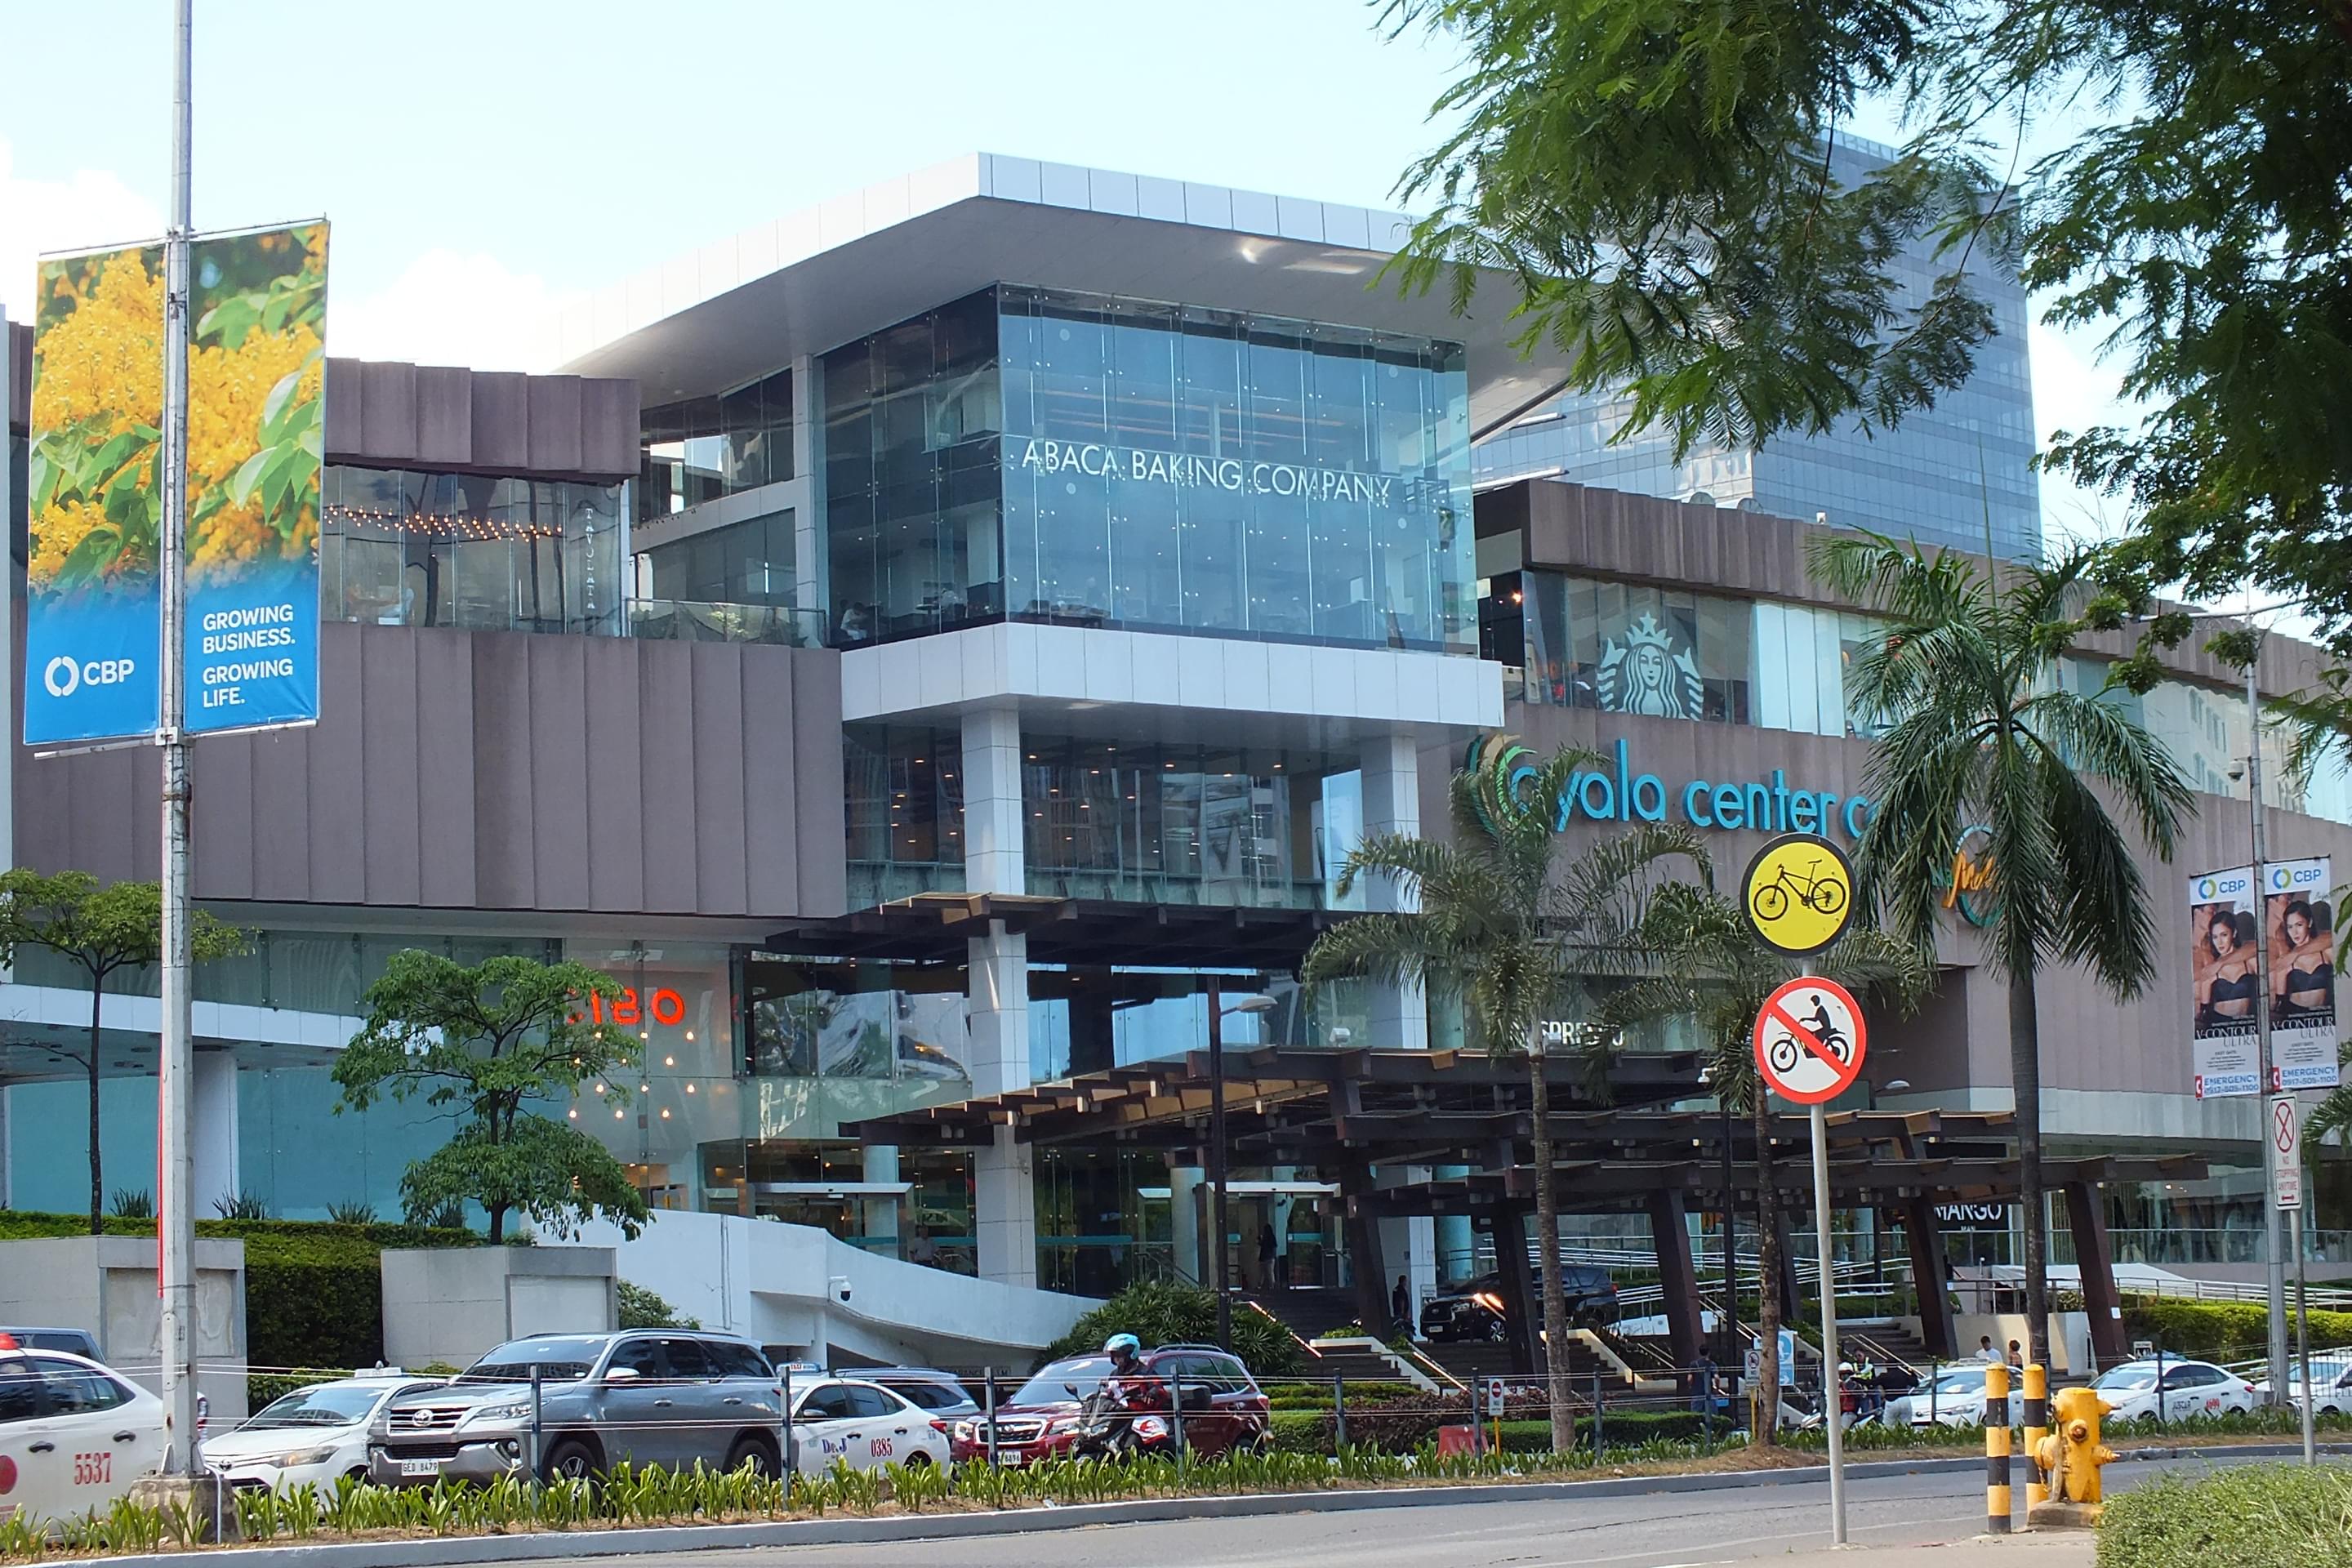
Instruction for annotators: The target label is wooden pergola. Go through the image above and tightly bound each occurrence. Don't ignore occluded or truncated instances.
[851,1045,2202,1370]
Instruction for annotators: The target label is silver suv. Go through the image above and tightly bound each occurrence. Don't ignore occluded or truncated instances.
[368,1331,782,1484]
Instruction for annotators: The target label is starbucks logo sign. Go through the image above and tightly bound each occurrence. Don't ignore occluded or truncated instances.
[1597,611,1703,719]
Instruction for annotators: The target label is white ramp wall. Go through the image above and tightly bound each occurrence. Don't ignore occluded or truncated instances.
[561,1211,1098,1370]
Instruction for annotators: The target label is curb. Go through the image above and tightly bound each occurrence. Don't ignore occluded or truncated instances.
[77,1444,2333,1568]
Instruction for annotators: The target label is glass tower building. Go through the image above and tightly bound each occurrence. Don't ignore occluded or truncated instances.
[1471,139,2043,562]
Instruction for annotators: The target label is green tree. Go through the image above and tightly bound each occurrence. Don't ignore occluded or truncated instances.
[0,869,246,1234]
[332,951,651,1243]
[1383,0,2352,657]
[1816,532,2194,1365]
[1597,882,1932,1444]
[1302,748,1704,1453]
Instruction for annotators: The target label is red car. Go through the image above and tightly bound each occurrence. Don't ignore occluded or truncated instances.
[949,1345,1270,1465]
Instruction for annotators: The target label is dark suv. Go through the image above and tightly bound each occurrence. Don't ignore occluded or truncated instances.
[947,1345,1268,1466]
[1421,1267,1617,1342]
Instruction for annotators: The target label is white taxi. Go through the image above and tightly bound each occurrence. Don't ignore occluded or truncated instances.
[0,1345,166,1530]
[787,1378,951,1476]
[203,1373,446,1493]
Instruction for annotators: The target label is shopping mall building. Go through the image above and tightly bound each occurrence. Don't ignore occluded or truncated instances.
[3,154,2347,1330]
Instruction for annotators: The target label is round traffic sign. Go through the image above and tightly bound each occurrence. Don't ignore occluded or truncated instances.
[1753,976,1868,1104]
[1740,833,1856,956]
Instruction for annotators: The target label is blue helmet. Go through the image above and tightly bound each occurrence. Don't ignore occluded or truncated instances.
[1103,1333,1142,1357]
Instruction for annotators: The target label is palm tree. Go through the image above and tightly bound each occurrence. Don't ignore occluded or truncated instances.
[1815,533,2194,1369]
[1598,881,1932,1444]
[1302,746,1705,1454]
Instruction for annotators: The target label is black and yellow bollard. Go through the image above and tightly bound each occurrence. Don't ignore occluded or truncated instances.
[2021,1362,2048,1511]
[1984,1362,2012,1533]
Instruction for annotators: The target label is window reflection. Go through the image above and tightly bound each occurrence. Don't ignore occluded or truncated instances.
[639,367,794,521]
[321,465,623,635]
[639,509,795,607]
[844,724,964,902]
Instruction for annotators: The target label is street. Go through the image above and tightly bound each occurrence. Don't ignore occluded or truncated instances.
[575,1454,2250,1568]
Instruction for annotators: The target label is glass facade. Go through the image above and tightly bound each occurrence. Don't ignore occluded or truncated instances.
[844,724,966,905]
[638,508,795,608]
[321,464,626,635]
[639,366,795,521]
[823,287,1476,653]
[1472,140,2042,563]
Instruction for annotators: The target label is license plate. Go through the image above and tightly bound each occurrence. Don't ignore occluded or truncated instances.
[993,1450,1026,1467]
[398,1459,442,1477]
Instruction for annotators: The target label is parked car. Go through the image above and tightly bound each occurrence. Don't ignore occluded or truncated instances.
[1420,1267,1617,1342]
[203,1371,446,1491]
[947,1346,1269,1467]
[860,1367,980,1420]
[1879,1364,2023,1428]
[0,1346,165,1530]
[2255,1357,2352,1415]
[0,1330,102,1362]
[787,1378,951,1474]
[368,1331,782,1485]
[2088,1359,2255,1423]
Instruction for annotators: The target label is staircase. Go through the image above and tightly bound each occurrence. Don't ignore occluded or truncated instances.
[1841,1319,1935,1378]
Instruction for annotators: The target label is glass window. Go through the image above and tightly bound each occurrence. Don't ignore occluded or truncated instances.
[639,509,796,608]
[0,1360,40,1424]
[321,466,624,636]
[706,1341,772,1379]
[38,1361,129,1414]
[843,724,964,905]
[641,368,793,521]
[609,1339,664,1379]
[1559,577,1750,724]
[657,1338,716,1381]
[846,1383,898,1419]
[796,1383,858,1420]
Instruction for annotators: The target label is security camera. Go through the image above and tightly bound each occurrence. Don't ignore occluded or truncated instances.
[829,1276,853,1305]
[2228,762,2246,783]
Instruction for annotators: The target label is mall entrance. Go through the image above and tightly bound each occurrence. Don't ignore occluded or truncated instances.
[1199,1181,1344,1293]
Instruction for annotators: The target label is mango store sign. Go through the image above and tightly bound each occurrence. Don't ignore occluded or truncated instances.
[1470,735,1875,840]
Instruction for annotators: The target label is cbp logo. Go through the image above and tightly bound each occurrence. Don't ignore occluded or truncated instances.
[42,655,137,699]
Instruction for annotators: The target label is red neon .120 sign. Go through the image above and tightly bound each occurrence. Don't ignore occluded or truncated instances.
[568,987,690,1028]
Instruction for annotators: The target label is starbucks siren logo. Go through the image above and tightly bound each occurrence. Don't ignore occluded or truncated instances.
[1597,611,1704,719]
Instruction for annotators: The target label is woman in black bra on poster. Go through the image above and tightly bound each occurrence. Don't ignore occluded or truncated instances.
[2195,909,2261,1031]
[2271,899,2336,1019]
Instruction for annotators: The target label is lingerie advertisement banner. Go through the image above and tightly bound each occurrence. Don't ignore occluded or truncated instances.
[2189,856,2337,1097]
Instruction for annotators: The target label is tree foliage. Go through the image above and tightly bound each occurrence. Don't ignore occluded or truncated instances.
[1387,0,2352,654]
[0,868,247,1233]
[1815,530,2194,1365]
[332,951,650,1244]
[1303,749,1707,1453]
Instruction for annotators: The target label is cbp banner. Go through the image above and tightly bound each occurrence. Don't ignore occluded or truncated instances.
[24,221,327,746]
[2189,855,2339,1098]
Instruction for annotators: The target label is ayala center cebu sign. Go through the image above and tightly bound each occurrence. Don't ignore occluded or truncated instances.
[1467,733,1878,841]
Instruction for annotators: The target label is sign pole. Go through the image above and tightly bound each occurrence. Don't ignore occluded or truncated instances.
[1805,966,1847,1547]
[2295,1200,2314,1465]
[156,0,198,1477]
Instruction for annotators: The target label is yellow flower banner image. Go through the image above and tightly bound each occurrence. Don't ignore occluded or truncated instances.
[25,221,328,746]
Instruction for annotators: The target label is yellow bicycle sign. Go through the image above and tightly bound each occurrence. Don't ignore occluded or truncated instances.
[1740,832,1856,956]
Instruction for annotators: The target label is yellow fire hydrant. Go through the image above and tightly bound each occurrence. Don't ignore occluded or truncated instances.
[2028,1386,2116,1528]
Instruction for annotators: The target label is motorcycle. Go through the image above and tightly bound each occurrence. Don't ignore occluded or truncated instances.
[1066,1377,1183,1462]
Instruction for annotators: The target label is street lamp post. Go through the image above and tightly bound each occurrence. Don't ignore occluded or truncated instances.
[1205,978,1277,1352]
[2238,641,2292,1407]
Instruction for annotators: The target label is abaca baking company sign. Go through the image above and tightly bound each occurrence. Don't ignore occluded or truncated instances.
[1013,437,1415,507]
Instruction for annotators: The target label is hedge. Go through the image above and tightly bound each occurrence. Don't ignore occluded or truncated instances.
[2118,1294,2352,1362]
[2098,1463,2352,1567]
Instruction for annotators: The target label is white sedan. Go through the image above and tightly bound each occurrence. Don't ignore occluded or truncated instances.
[203,1373,447,1492]
[0,1347,166,1530]
[786,1378,951,1475]
[1881,1365,2022,1428]
[2253,1359,2352,1416]
[2089,1359,2255,1423]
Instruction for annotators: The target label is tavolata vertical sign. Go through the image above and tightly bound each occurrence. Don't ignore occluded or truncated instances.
[25,222,327,746]
[2189,855,2338,1098]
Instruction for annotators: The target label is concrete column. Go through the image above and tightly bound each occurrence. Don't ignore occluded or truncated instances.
[1341,1165,1390,1334]
[966,924,1029,1098]
[1493,1206,1543,1371]
[961,706,1027,898]
[974,1130,1037,1289]
[1168,1164,1203,1285]
[192,1050,239,1210]
[1357,732,1429,1051]
[2063,1181,2127,1370]
[864,1144,901,1259]
[1903,1196,1958,1359]
[791,353,825,628]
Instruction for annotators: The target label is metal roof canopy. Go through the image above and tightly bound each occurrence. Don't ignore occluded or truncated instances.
[553,154,1574,425]
[764,893,1350,971]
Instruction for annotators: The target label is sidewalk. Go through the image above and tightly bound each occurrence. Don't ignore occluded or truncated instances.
[1775,1535,2094,1567]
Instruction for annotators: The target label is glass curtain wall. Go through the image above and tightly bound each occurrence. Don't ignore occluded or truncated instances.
[999,285,1473,649]
[844,724,966,903]
[823,292,1004,644]
[639,509,796,607]
[639,367,794,521]
[1019,736,1353,908]
[321,465,625,635]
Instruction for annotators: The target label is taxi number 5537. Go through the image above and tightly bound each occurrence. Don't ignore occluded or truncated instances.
[73,1452,113,1486]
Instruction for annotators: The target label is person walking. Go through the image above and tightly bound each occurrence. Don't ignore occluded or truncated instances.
[1978,1334,2001,1363]
[1391,1274,1412,1334]
[2007,1339,2025,1370]
[1258,1223,1281,1291]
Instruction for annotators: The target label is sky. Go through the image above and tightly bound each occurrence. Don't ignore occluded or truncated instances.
[0,0,2136,542]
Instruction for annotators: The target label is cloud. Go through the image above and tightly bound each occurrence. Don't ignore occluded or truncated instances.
[0,140,163,327]
[326,248,583,371]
